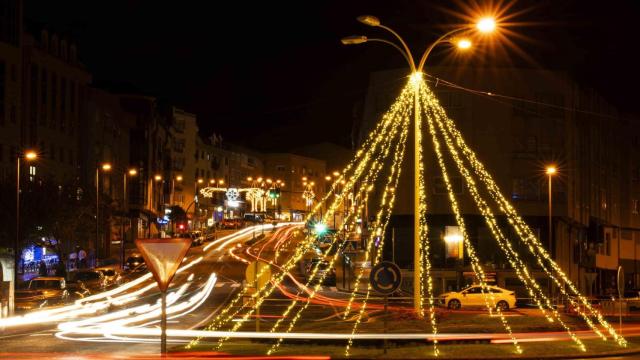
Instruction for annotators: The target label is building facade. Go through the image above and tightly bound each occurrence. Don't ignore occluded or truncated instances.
[360,67,640,296]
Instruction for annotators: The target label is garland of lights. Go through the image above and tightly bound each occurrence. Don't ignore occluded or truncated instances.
[266,97,411,355]
[186,74,627,356]
[186,83,415,351]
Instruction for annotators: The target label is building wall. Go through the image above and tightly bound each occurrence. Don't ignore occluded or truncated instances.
[263,153,326,214]
[360,66,640,293]
[21,30,91,184]
[169,107,197,211]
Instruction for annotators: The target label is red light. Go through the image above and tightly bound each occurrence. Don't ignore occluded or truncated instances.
[178,224,185,230]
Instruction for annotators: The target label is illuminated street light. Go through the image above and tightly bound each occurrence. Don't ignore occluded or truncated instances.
[25,151,37,160]
[345,13,499,316]
[209,179,215,184]
[176,175,183,181]
[325,176,332,181]
[154,174,162,181]
[341,35,368,45]
[456,38,472,50]
[218,179,225,185]
[247,176,253,181]
[546,166,557,175]
[477,17,496,33]
[357,15,381,27]
[332,171,340,177]
[15,149,38,287]
[197,178,204,184]
[128,168,138,176]
[102,163,112,171]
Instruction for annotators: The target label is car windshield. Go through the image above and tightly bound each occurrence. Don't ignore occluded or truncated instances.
[30,280,62,289]
[127,257,143,263]
[100,270,115,276]
[75,272,100,281]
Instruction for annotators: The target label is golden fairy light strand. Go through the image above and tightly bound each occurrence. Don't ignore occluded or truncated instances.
[268,105,411,355]
[428,89,625,347]
[186,85,415,350]
[342,115,410,318]
[422,85,588,351]
[422,86,522,353]
[213,89,415,350]
[412,76,439,357]
[344,112,410,357]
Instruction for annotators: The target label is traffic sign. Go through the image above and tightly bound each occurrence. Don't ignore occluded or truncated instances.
[135,237,192,292]
[135,237,192,355]
[246,261,272,289]
[370,261,402,295]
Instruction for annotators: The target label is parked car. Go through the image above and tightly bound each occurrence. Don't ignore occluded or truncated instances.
[440,285,517,311]
[221,218,243,229]
[94,266,123,287]
[564,296,602,315]
[124,254,146,272]
[71,269,108,291]
[176,232,204,247]
[305,258,336,286]
[15,276,69,311]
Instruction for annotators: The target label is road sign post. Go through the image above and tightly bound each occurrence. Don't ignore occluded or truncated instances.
[617,265,624,335]
[135,237,192,356]
[369,261,402,355]
[245,260,271,333]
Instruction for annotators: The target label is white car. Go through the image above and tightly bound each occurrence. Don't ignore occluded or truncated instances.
[441,285,516,311]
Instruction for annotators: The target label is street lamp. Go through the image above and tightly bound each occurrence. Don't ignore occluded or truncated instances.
[122,168,137,269]
[96,162,112,262]
[171,175,183,206]
[343,14,496,316]
[546,165,556,295]
[15,149,37,289]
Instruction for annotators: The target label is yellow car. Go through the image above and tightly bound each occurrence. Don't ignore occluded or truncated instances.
[441,285,516,311]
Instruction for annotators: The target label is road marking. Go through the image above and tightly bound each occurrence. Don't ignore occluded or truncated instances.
[230,283,241,288]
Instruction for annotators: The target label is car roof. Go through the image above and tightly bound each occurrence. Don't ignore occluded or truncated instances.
[32,276,64,281]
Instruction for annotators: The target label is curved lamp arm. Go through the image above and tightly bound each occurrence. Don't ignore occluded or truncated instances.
[417,27,468,72]
[367,38,413,70]
[377,24,416,72]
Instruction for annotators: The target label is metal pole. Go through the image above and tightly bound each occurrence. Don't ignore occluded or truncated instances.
[392,227,396,264]
[413,83,422,316]
[254,261,260,332]
[161,290,167,355]
[122,173,127,270]
[548,174,553,299]
[96,167,99,263]
[15,156,20,290]
[384,295,389,354]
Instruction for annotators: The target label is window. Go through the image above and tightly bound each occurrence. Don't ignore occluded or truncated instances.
[434,177,463,195]
[605,232,611,256]
[0,61,5,125]
[59,147,64,163]
[41,68,47,125]
[633,200,639,215]
[276,165,286,172]
[29,165,36,182]
[30,64,38,124]
[512,178,540,201]
[60,77,66,131]
[51,73,57,129]
[70,81,76,114]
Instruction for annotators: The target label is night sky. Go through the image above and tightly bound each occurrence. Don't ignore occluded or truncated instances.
[25,1,640,151]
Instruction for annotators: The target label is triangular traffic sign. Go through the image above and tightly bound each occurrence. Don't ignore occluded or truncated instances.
[135,238,192,291]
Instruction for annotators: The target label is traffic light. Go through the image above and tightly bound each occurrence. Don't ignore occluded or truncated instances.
[268,189,277,199]
[275,188,281,198]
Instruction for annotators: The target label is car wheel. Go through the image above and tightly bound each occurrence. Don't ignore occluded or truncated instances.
[497,300,509,311]
[448,299,461,310]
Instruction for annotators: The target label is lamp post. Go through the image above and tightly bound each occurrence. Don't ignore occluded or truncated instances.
[342,15,496,315]
[122,168,137,269]
[195,178,203,230]
[96,162,112,263]
[15,150,37,289]
[171,175,183,206]
[546,165,556,297]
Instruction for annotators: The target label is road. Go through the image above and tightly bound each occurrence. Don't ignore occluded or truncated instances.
[0,223,303,357]
[1,222,639,359]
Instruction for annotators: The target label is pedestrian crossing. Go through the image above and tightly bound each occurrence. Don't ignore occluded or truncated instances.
[215,282,242,288]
